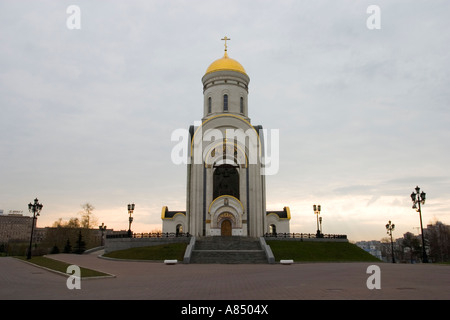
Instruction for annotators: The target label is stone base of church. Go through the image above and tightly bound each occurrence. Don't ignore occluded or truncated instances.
[104,237,191,254]
[208,226,247,236]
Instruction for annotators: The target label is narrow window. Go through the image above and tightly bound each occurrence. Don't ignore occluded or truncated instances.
[223,94,228,112]
[240,97,244,113]
[208,97,212,114]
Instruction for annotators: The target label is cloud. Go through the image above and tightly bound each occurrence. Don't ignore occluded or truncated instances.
[1,1,449,240]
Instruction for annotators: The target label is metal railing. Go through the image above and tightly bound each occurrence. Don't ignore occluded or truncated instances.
[106,232,191,239]
[264,233,347,239]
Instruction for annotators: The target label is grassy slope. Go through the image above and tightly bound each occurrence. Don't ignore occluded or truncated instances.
[15,256,111,278]
[266,241,381,262]
[103,243,188,261]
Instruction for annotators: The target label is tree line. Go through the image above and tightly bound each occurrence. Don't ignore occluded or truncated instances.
[44,203,99,254]
[382,220,450,263]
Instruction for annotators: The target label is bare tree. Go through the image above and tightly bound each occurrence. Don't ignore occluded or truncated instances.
[427,221,450,263]
[402,232,421,263]
[80,203,97,229]
[52,218,63,228]
[52,217,80,228]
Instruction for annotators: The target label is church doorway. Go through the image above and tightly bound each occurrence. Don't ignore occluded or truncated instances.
[269,224,277,236]
[221,219,232,236]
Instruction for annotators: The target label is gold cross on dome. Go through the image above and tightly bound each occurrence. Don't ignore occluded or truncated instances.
[221,36,231,51]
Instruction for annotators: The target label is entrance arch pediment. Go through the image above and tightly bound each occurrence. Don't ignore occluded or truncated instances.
[209,195,244,232]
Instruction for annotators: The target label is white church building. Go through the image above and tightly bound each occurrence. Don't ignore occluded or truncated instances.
[162,39,290,237]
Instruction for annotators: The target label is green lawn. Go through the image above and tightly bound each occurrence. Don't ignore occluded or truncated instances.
[15,256,112,278]
[266,241,381,262]
[103,243,188,261]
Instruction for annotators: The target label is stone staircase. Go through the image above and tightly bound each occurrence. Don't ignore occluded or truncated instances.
[190,236,268,264]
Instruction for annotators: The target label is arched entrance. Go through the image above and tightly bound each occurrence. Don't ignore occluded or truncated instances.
[176,224,183,236]
[221,219,232,236]
[209,198,244,236]
[269,224,277,236]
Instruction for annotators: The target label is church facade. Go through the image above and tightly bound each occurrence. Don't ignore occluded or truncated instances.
[162,39,290,237]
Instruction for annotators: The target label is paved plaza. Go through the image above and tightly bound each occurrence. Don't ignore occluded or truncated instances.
[1,252,449,301]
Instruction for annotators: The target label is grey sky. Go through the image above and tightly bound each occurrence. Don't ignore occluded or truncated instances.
[1,0,449,241]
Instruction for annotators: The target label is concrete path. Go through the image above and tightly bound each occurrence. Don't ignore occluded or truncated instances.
[1,254,449,300]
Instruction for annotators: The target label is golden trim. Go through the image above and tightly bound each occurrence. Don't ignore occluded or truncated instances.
[190,114,262,158]
[161,206,168,219]
[208,195,244,214]
[267,212,281,220]
[172,212,186,219]
[204,139,248,168]
[266,207,291,220]
[161,206,186,220]
[285,206,291,220]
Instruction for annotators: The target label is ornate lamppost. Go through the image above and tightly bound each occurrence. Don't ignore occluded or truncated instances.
[27,198,43,259]
[319,216,323,235]
[385,220,396,263]
[410,186,428,263]
[313,204,323,238]
[127,203,135,237]
[99,222,107,246]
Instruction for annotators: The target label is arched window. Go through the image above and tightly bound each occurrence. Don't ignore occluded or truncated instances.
[176,224,183,236]
[223,94,228,112]
[213,164,239,200]
[269,224,277,236]
[208,97,212,114]
[240,97,244,113]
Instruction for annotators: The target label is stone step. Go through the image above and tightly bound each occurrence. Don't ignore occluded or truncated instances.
[195,238,261,250]
[190,250,267,264]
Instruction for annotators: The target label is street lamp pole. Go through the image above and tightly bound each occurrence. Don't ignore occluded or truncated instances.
[410,186,428,263]
[127,203,135,237]
[385,220,396,263]
[27,198,43,259]
[313,204,322,238]
[319,216,323,234]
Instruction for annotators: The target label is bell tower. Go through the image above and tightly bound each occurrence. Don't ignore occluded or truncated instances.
[162,37,291,238]
[202,37,250,120]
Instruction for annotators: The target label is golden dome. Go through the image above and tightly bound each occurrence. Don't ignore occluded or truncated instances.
[205,51,247,76]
